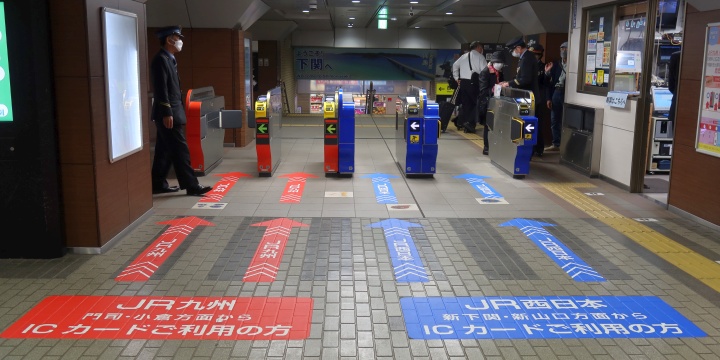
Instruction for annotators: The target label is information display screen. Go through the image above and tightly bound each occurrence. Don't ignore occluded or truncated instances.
[0,2,14,122]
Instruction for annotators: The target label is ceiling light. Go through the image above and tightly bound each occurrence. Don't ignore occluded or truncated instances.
[352,0,360,3]
[446,12,453,15]
[303,10,309,13]
[349,17,355,20]
[348,25,353,27]
[410,1,418,3]
[391,17,397,21]
[415,26,420,28]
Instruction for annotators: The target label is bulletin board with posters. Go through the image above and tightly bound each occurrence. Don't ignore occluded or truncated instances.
[579,5,614,95]
[696,22,720,158]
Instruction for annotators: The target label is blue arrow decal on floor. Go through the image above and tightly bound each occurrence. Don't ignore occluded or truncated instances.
[499,218,606,282]
[361,173,399,204]
[369,219,429,282]
[454,174,503,199]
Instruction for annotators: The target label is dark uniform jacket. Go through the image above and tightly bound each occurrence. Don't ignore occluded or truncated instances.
[477,66,504,114]
[508,50,539,97]
[151,49,186,125]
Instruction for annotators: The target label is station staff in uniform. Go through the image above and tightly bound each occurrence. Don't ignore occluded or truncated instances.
[501,37,539,97]
[452,41,487,132]
[151,26,212,196]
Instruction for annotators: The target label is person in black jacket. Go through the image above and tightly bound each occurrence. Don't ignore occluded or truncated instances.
[151,26,212,196]
[544,42,568,152]
[501,37,539,98]
[478,52,505,155]
[528,42,547,156]
[667,50,681,125]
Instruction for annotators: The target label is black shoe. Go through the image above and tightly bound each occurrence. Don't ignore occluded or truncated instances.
[483,149,489,155]
[152,186,180,194]
[186,184,212,196]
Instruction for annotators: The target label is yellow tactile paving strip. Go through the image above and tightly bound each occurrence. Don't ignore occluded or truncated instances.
[543,182,720,292]
[446,127,485,149]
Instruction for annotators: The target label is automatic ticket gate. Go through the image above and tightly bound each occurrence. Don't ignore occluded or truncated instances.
[397,87,440,178]
[185,86,242,176]
[323,88,355,177]
[255,87,282,177]
[486,88,538,179]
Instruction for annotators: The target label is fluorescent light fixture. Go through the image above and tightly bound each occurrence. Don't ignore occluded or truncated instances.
[349,17,355,20]
[414,26,420,28]
[446,12,453,15]
[303,10,309,12]
[390,17,397,21]
[410,1,418,3]
[378,19,387,29]
[352,0,360,3]
[348,25,353,27]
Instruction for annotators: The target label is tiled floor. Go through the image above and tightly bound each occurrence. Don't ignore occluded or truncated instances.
[1,115,719,359]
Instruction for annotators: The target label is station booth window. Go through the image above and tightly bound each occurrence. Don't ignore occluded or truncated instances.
[578,2,654,95]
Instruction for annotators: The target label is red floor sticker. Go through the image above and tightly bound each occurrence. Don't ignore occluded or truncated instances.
[199,172,250,202]
[244,218,310,282]
[279,172,317,203]
[0,296,313,340]
[115,217,215,282]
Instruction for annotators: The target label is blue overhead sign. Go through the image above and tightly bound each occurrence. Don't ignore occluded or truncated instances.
[500,218,606,282]
[369,219,428,282]
[362,173,398,204]
[401,296,706,339]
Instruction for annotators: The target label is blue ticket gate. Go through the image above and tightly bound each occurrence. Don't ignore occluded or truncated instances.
[397,87,440,178]
[323,88,355,177]
[486,88,538,179]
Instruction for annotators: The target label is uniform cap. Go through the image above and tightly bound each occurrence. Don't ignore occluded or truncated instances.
[505,36,526,49]
[529,43,544,54]
[155,26,184,39]
[560,41,568,48]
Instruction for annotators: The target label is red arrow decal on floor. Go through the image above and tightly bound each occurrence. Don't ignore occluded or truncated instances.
[278,172,318,203]
[199,172,250,203]
[243,218,310,282]
[116,217,215,282]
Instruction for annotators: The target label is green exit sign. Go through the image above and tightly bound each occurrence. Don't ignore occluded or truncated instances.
[0,2,13,121]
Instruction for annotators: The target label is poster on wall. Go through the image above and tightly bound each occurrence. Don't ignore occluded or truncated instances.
[0,2,14,122]
[102,8,143,162]
[696,22,720,157]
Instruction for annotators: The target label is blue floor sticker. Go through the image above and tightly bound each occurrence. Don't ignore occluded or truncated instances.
[401,296,707,339]
[500,218,606,282]
[362,173,399,204]
[454,174,503,199]
[369,219,428,282]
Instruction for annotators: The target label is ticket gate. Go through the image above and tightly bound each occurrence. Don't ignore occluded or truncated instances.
[185,86,242,176]
[396,87,440,178]
[324,88,355,177]
[255,87,282,177]
[486,88,538,179]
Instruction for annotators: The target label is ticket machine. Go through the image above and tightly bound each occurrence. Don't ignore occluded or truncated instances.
[396,87,440,178]
[185,86,242,176]
[486,88,538,178]
[255,87,282,177]
[323,88,355,177]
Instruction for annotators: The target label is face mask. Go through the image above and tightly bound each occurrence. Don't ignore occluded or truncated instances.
[493,63,504,71]
[512,50,520,58]
[560,49,567,59]
[172,39,183,52]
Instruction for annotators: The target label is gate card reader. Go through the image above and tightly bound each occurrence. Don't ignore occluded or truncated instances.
[486,88,538,179]
[185,86,243,176]
[255,88,282,177]
[397,87,440,178]
[324,88,355,177]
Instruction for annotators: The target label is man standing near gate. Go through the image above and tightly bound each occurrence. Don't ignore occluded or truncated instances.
[452,41,487,133]
[151,26,212,196]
